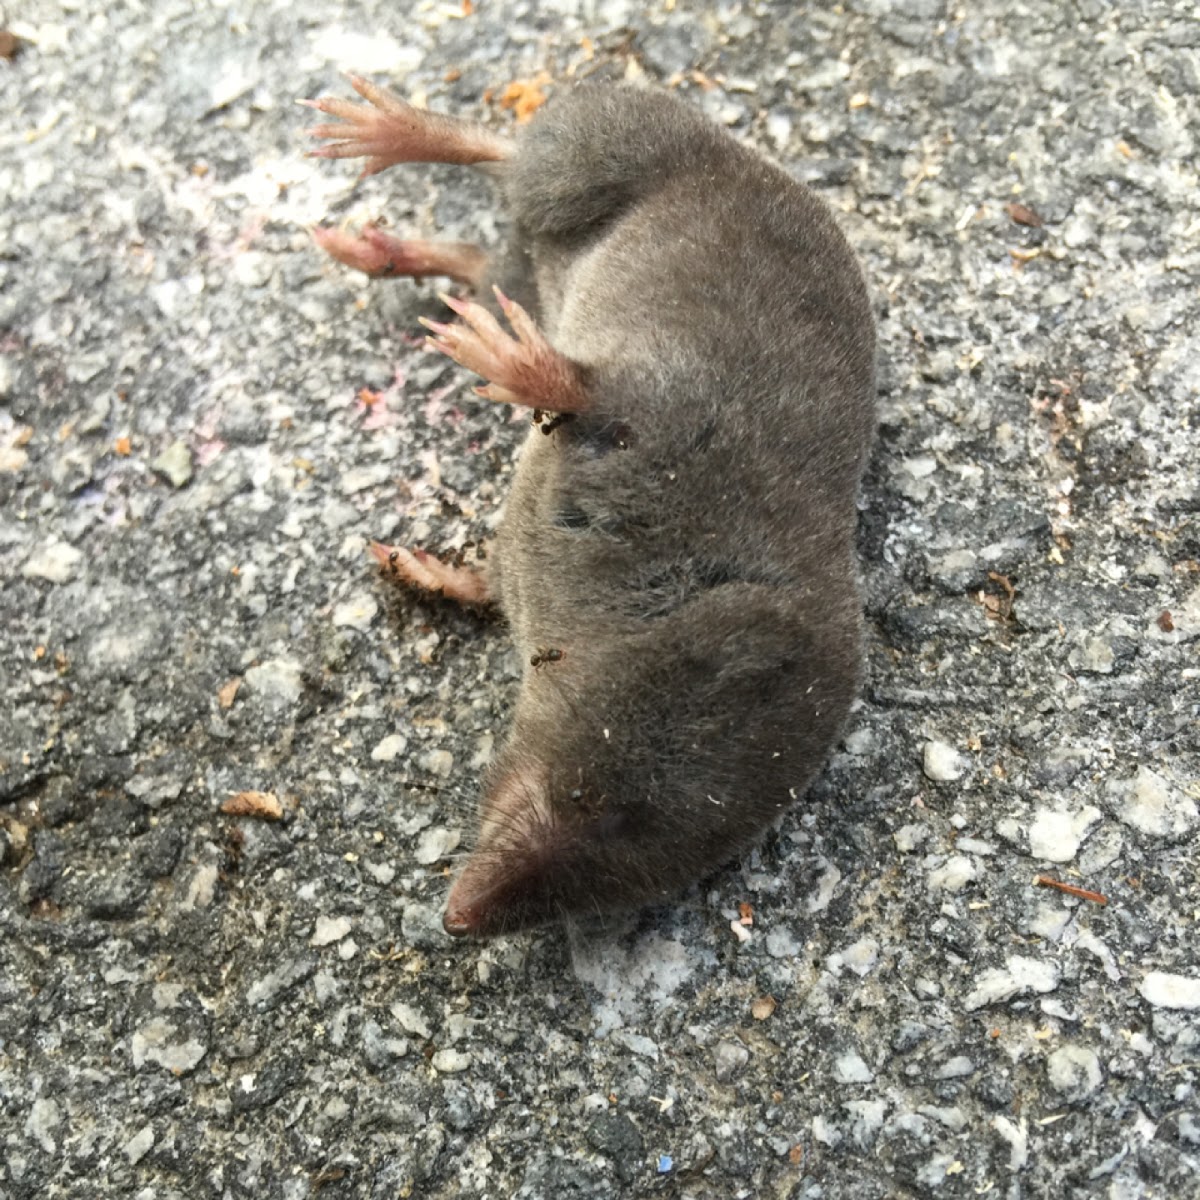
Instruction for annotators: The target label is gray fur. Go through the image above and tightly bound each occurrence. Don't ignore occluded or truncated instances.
[435,86,874,934]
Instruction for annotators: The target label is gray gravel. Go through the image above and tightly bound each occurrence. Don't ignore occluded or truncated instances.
[2,1,1198,1197]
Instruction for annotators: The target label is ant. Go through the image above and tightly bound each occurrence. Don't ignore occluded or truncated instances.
[530,647,565,670]
[532,409,573,436]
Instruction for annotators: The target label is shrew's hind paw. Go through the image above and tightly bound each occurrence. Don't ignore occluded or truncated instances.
[419,286,588,413]
[301,75,510,176]
[312,225,488,286]
[370,541,491,607]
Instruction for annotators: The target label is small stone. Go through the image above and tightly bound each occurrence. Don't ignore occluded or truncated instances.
[233,251,272,288]
[834,1050,874,1083]
[935,1055,976,1080]
[371,733,408,762]
[827,937,879,978]
[24,1097,61,1154]
[391,1002,432,1040]
[811,1114,841,1147]
[332,594,378,631]
[1028,806,1102,862]
[992,1115,1029,1170]
[713,1039,750,1082]
[124,1124,155,1165]
[930,548,979,590]
[843,727,874,756]
[765,927,802,959]
[1139,971,1200,1010]
[612,1030,660,1060]
[130,1018,208,1073]
[927,854,977,892]
[919,1105,967,1132]
[243,658,304,708]
[414,827,461,865]
[845,1099,887,1148]
[923,740,966,781]
[311,915,352,947]
[965,955,1060,1010]
[362,1019,409,1068]
[150,440,193,488]
[893,823,928,853]
[1046,1044,1102,1100]
[431,1048,471,1073]
[1112,767,1198,840]
[365,861,396,885]
[245,957,317,1010]
[420,749,454,778]
[21,540,84,583]
[922,350,957,383]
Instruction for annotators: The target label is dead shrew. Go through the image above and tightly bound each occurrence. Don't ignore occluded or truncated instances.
[304,78,877,937]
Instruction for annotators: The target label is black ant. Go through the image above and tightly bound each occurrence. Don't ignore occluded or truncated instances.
[530,647,565,669]
[532,409,573,436]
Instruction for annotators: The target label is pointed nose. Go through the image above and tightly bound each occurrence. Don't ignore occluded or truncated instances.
[442,907,474,937]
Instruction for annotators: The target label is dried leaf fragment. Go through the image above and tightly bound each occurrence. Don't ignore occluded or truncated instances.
[1004,202,1044,228]
[222,790,282,821]
[751,995,777,1021]
[497,74,551,123]
[217,677,242,709]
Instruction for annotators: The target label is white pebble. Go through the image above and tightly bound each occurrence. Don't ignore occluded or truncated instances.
[21,540,83,583]
[992,1114,1029,1171]
[806,858,842,913]
[130,1018,208,1073]
[923,740,966,782]
[927,854,977,893]
[311,915,352,947]
[834,1050,874,1083]
[391,1003,432,1039]
[893,823,928,853]
[23,1097,61,1154]
[935,1055,975,1080]
[1139,970,1200,1010]
[332,593,378,631]
[123,1124,155,1165]
[965,955,1060,1010]
[1028,806,1102,862]
[811,1114,841,1147]
[371,733,408,762]
[431,1048,472,1073]
[414,827,460,865]
[1046,1044,1102,1099]
[243,658,304,706]
[420,749,454,778]
[829,937,879,978]
[1112,767,1197,839]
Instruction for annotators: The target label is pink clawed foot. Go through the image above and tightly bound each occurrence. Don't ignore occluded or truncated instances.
[300,74,510,176]
[370,541,491,607]
[311,225,489,286]
[419,286,589,413]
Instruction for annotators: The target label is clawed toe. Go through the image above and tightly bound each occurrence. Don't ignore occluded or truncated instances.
[370,541,491,607]
[420,287,589,414]
[301,75,510,175]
